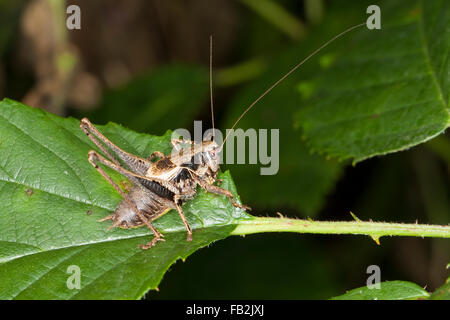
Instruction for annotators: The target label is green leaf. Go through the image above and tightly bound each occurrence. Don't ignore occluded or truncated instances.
[85,64,209,135]
[0,98,251,299]
[429,272,450,300]
[331,281,430,300]
[296,0,450,163]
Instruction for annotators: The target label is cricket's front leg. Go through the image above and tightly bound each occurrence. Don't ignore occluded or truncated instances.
[198,180,251,211]
[173,195,193,242]
[87,150,165,249]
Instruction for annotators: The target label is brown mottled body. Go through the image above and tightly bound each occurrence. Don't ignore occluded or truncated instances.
[80,118,247,249]
[101,187,174,230]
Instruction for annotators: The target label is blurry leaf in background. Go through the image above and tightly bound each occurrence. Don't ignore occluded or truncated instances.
[331,280,430,300]
[220,1,372,216]
[0,99,250,299]
[223,72,342,215]
[235,0,298,59]
[84,65,209,135]
[239,0,306,41]
[296,0,450,163]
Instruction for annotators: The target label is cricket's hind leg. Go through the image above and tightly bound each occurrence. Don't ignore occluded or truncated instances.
[87,150,165,249]
[87,149,180,195]
[80,118,151,176]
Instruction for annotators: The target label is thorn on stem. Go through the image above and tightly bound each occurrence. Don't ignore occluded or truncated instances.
[370,235,380,245]
[349,211,361,222]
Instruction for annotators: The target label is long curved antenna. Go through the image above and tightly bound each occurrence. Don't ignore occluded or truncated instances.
[219,22,366,150]
[209,35,215,140]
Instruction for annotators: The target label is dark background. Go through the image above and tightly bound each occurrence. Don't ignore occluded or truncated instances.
[0,0,448,299]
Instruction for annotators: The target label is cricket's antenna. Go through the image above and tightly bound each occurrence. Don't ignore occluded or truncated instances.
[209,35,215,140]
[219,22,366,150]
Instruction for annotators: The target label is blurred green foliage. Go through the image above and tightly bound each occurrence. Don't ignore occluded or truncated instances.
[0,0,25,56]
[297,0,449,162]
[86,65,209,135]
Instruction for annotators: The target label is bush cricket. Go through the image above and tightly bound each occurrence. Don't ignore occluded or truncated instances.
[80,24,364,249]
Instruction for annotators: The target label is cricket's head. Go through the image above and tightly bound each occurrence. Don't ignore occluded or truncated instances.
[199,139,220,174]
[171,139,220,185]
[173,139,220,183]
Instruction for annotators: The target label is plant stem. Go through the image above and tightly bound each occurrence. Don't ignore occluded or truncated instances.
[231,217,450,241]
[304,0,324,25]
[239,0,306,40]
[216,57,267,87]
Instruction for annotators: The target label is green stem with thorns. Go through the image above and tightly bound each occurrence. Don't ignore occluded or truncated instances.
[231,216,450,243]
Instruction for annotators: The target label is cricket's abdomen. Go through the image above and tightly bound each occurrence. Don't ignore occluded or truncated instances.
[110,187,174,229]
[138,177,175,200]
